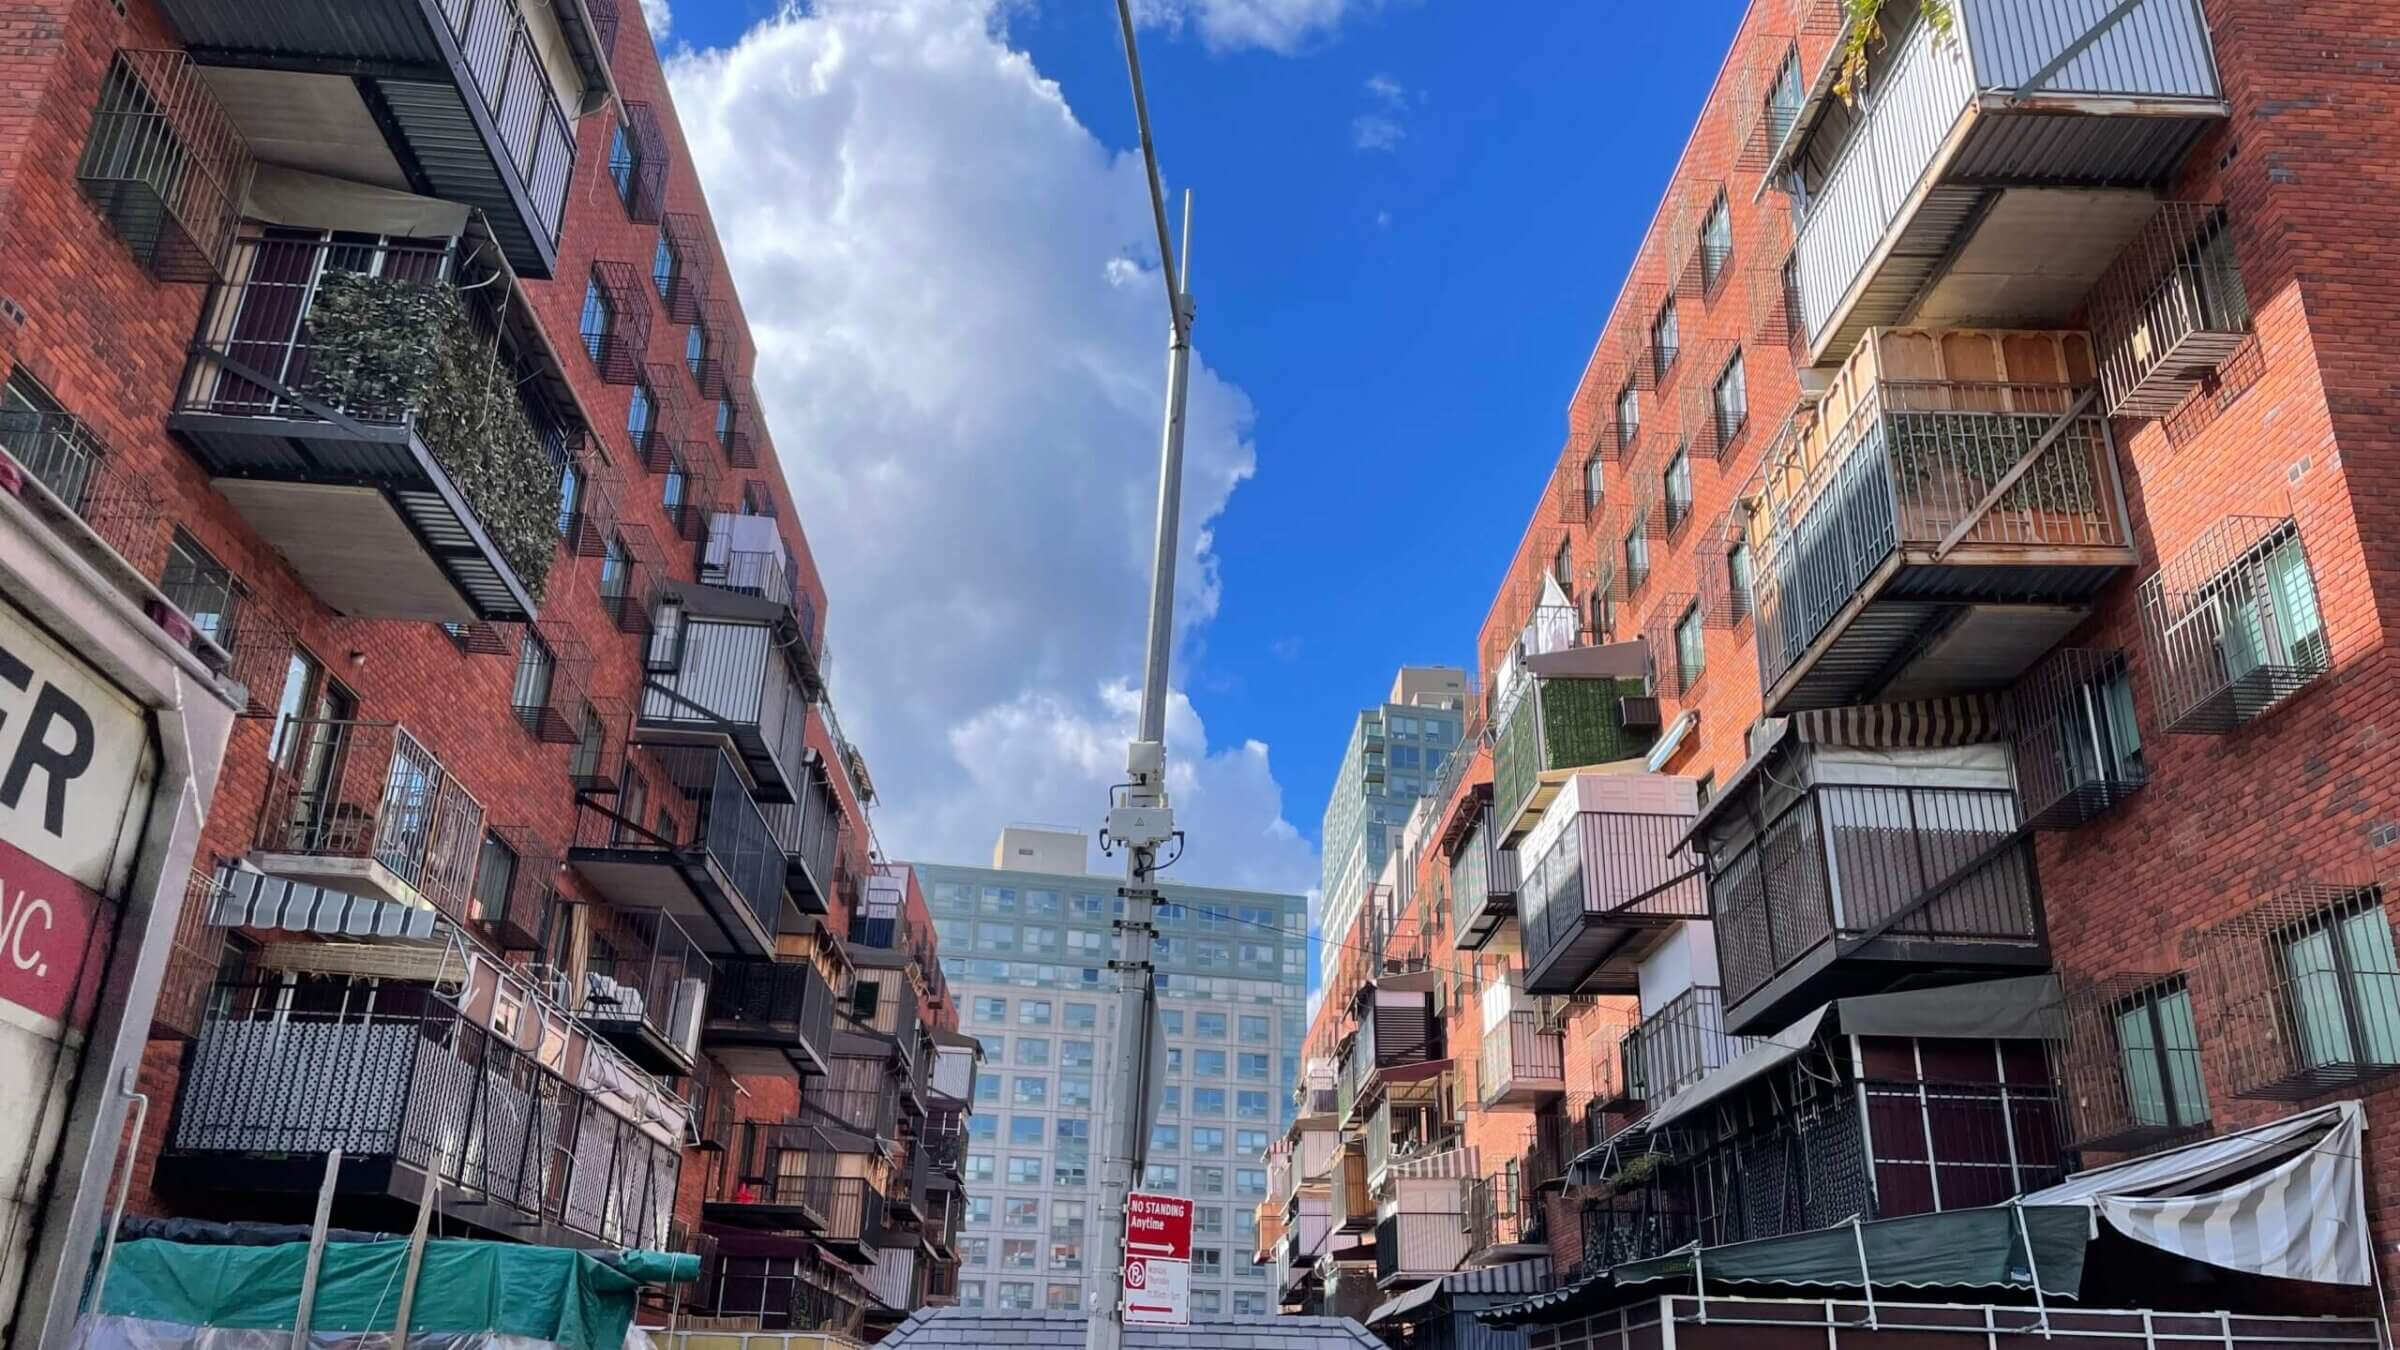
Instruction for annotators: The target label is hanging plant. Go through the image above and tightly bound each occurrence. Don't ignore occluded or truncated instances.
[302,270,561,604]
[1833,0,1956,105]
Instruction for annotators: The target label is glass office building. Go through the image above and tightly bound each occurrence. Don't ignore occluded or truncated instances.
[913,836,1309,1318]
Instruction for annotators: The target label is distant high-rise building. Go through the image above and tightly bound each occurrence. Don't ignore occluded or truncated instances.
[991,824,1091,876]
[911,831,1309,1319]
[1317,665,1468,951]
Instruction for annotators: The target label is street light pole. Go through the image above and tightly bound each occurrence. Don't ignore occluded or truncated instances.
[1089,5,1193,1349]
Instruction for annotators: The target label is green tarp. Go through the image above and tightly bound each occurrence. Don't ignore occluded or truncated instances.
[92,1238,701,1350]
[1612,1203,2088,1298]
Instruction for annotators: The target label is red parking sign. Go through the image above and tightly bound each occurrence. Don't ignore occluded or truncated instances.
[1124,1191,1193,1258]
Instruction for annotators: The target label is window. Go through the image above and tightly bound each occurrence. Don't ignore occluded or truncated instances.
[960,1281,987,1310]
[1235,1090,1267,1121]
[1192,1126,1226,1154]
[975,1073,1001,1106]
[2112,978,2208,1133]
[1161,1085,1181,1115]
[1061,1040,1095,1069]
[974,995,1007,1023]
[1195,1012,1227,1039]
[978,921,1016,953]
[998,1282,1034,1311]
[579,274,613,363]
[469,832,517,925]
[2046,653,2145,796]
[1006,1157,1042,1186]
[1238,1014,1269,1043]
[969,1115,998,1143]
[1059,1075,1093,1108]
[597,533,632,618]
[1067,929,1105,955]
[1018,1000,1054,1026]
[627,379,656,454]
[1236,1128,1268,1155]
[1624,523,1650,592]
[1025,928,1060,955]
[685,323,707,379]
[608,122,641,210]
[982,886,1018,914]
[1193,1289,1222,1316]
[553,449,582,539]
[966,1153,995,1182]
[1616,382,1640,446]
[715,398,735,450]
[1005,1198,1040,1229]
[1046,1285,1080,1311]
[1194,1049,1226,1077]
[1013,1077,1047,1106]
[1016,1036,1050,1066]
[1066,1003,1098,1030]
[1553,537,1574,590]
[960,1237,989,1267]
[1009,1116,1044,1147]
[1663,447,1692,531]
[266,648,328,764]
[1162,1010,1184,1035]
[1235,1292,1268,1317]
[1193,1248,1223,1278]
[1196,1206,1224,1235]
[510,630,557,728]
[1590,588,1615,643]
[1166,1049,1183,1076]
[2281,892,2400,1073]
[1144,1163,1180,1189]
[1150,1123,1180,1152]
[1651,299,1679,383]
[1582,453,1605,510]
[1236,1168,1266,1196]
[1675,603,1706,688]
[652,233,679,299]
[1699,191,1733,289]
[740,478,773,517]
[1194,1164,1225,1195]
[160,531,242,649]
[1237,1052,1269,1081]
[1727,540,1754,621]
[2212,527,2326,691]
[1712,351,1748,444]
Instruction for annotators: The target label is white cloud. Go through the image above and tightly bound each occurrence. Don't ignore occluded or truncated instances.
[1363,72,1404,105]
[1350,112,1402,150]
[639,0,671,39]
[1131,0,1377,54]
[663,0,1319,901]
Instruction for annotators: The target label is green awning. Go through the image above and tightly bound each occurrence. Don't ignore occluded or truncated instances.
[1613,1204,2088,1298]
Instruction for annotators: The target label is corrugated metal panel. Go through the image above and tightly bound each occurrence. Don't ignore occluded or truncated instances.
[1883,560,2126,603]
[650,619,774,725]
[372,80,544,272]
[1962,0,2220,97]
[155,0,436,65]
[1814,186,1988,360]
[1778,601,1946,712]
[1952,111,2213,185]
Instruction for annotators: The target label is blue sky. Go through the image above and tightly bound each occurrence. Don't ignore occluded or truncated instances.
[657,1,1744,898]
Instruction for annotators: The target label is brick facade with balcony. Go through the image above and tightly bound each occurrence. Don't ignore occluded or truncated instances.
[0,0,953,1339]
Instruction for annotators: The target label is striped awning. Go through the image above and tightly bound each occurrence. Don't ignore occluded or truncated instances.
[208,870,439,942]
[1685,693,2011,842]
[1391,1145,1478,1181]
[2022,1101,2371,1286]
[1369,1257,1556,1326]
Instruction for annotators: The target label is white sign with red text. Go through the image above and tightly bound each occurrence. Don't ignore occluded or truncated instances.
[1123,1191,1193,1326]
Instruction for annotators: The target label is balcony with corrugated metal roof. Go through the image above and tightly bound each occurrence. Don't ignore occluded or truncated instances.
[147,0,615,276]
[1767,0,2227,368]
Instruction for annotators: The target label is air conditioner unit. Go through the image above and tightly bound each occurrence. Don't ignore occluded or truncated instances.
[1618,695,1663,731]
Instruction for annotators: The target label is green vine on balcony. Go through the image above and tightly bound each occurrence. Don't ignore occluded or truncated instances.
[1834,0,1955,105]
[301,270,560,604]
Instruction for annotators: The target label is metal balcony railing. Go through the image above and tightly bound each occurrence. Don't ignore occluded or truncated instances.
[1626,986,1751,1104]
[0,407,163,576]
[571,746,784,946]
[1750,379,2122,697]
[1467,1170,1538,1255]
[577,906,711,1070]
[1518,803,1706,993]
[1372,1191,1471,1286]
[254,718,486,920]
[2138,515,2327,735]
[1479,1012,1566,1105]
[439,0,578,243]
[806,1053,901,1142]
[642,611,811,800]
[171,980,678,1249]
[75,49,252,282]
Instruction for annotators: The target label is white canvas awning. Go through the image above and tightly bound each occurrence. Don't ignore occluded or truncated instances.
[2021,1101,2371,1286]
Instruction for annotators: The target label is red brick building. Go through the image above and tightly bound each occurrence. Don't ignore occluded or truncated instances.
[1273,2,2400,1346]
[0,0,963,1342]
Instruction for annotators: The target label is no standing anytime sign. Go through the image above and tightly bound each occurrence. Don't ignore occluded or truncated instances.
[1122,1192,1193,1326]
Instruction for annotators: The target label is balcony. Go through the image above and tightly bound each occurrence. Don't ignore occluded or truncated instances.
[764,765,844,915]
[1341,986,1443,1125]
[1694,726,2046,1036]
[2137,516,2328,735]
[578,907,712,1076]
[1748,331,2134,715]
[1330,1148,1373,1234]
[1776,0,2225,366]
[252,717,484,921]
[1626,985,1752,1104]
[1447,796,1523,951]
[703,956,835,1079]
[1479,1011,1567,1108]
[698,511,828,692]
[2009,647,2147,830]
[929,1036,979,1103]
[641,600,812,802]
[166,974,680,1249]
[1372,1164,1471,1288]
[1467,1170,1542,1262]
[570,747,785,957]
[151,0,611,276]
[1362,1098,1445,1190]
[1516,772,1706,995]
[172,233,577,622]
[806,1048,902,1143]
[1491,648,1657,844]
[711,1123,887,1257]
